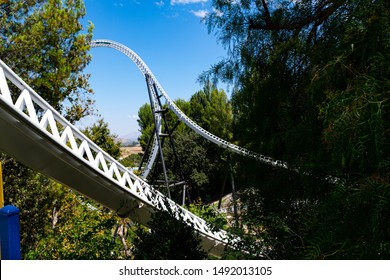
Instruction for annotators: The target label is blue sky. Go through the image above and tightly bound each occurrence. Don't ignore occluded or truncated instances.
[79,0,227,138]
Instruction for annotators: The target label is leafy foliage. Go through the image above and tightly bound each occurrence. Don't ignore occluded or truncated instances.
[187,198,228,232]
[24,186,119,260]
[3,117,124,259]
[0,1,121,259]
[137,103,154,150]
[203,0,390,259]
[83,119,121,160]
[119,154,142,169]
[0,0,95,123]
[131,203,207,260]
[189,81,233,140]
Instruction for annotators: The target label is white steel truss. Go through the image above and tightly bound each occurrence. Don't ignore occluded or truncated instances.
[90,40,291,175]
[0,40,296,257]
[0,59,229,256]
[90,40,343,186]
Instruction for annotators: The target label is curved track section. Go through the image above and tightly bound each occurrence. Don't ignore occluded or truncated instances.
[0,59,228,256]
[90,39,290,172]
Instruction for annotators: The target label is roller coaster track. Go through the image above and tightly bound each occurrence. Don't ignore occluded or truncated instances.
[0,58,228,256]
[0,40,290,257]
[90,40,290,177]
[92,40,344,186]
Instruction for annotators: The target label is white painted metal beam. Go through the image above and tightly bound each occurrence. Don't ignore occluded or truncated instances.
[0,59,228,256]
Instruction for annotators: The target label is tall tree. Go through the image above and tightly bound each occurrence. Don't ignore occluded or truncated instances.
[1,0,100,258]
[189,82,233,141]
[0,0,94,123]
[204,0,390,259]
[24,185,120,260]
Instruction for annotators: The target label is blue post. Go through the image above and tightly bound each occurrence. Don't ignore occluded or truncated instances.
[0,205,21,260]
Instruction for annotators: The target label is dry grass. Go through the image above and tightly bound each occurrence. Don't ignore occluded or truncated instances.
[120,146,143,158]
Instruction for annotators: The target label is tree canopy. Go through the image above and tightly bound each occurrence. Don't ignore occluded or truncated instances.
[0,0,94,123]
[202,0,390,259]
[1,0,108,259]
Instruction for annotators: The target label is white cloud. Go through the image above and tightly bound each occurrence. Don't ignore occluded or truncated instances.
[170,0,208,5]
[191,9,208,18]
[154,0,165,6]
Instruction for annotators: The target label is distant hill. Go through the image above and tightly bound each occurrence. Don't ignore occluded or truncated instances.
[117,131,140,146]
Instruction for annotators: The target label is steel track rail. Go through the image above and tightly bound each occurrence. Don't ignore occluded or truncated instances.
[90,39,290,172]
[0,59,229,256]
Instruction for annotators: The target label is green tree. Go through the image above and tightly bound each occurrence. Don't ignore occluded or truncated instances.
[163,130,214,201]
[131,205,207,260]
[119,154,142,169]
[189,82,232,141]
[305,0,390,259]
[2,160,61,256]
[24,185,120,260]
[0,0,94,123]
[1,0,109,259]
[83,119,121,160]
[204,0,390,259]
[137,103,153,150]
[17,118,124,259]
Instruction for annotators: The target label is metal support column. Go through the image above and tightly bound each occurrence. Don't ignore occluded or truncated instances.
[145,74,171,198]
[137,126,156,171]
[228,154,239,227]
[151,82,188,205]
[139,75,189,205]
[218,172,228,210]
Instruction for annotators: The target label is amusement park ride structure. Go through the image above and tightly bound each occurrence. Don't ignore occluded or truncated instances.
[0,40,293,256]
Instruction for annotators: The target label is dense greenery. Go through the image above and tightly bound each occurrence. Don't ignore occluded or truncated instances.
[24,186,119,260]
[201,0,390,259]
[0,0,115,259]
[3,117,123,259]
[131,202,207,260]
[0,0,95,122]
